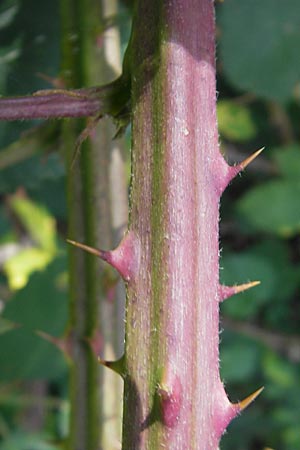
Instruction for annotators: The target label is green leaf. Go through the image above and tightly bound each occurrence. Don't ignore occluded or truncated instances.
[0,205,11,238]
[252,240,300,305]
[263,351,297,388]
[236,180,300,237]
[0,0,60,148]
[0,1,19,31]
[0,153,65,201]
[0,431,60,450]
[3,0,60,95]
[0,37,21,89]
[0,328,67,381]
[220,338,259,382]
[218,0,300,101]
[4,247,55,290]
[272,144,300,179]
[283,424,300,450]
[3,256,67,335]
[3,196,58,289]
[217,100,257,142]
[28,176,67,220]
[0,257,68,380]
[0,317,18,335]
[9,196,56,252]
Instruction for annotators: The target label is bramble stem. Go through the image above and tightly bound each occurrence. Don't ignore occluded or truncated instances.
[122,1,235,448]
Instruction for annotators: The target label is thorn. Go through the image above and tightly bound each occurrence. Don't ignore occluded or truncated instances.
[36,330,72,358]
[236,386,264,412]
[234,280,261,293]
[67,231,140,282]
[66,238,118,272]
[219,280,261,301]
[71,114,102,169]
[84,329,103,356]
[98,354,126,378]
[238,147,265,171]
[36,72,65,89]
[66,239,103,258]
[214,147,265,195]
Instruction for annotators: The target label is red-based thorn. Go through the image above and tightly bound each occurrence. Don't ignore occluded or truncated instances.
[213,385,264,437]
[216,147,265,194]
[219,280,261,301]
[67,231,139,282]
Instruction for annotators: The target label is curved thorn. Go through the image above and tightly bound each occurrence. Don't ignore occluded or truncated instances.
[237,386,264,412]
[239,146,265,171]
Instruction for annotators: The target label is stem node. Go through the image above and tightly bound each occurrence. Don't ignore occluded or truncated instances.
[158,370,182,429]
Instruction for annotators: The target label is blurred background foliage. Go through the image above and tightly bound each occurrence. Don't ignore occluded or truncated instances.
[0,0,299,449]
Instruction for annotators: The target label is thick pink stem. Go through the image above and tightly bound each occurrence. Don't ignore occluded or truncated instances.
[159,4,234,444]
[122,1,262,448]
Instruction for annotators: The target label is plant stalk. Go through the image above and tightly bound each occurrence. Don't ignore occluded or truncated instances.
[61,0,127,448]
[122,1,237,448]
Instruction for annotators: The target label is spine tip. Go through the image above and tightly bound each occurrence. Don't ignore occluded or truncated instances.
[238,146,265,171]
[66,239,103,258]
[217,146,265,194]
[235,386,264,413]
[219,280,261,301]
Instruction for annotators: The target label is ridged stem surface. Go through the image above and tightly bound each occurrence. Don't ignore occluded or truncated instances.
[122,1,234,448]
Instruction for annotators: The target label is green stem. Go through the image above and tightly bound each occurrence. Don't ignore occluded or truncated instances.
[61,1,100,448]
[61,0,127,449]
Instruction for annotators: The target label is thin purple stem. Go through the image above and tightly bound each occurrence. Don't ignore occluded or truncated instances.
[0,90,101,120]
